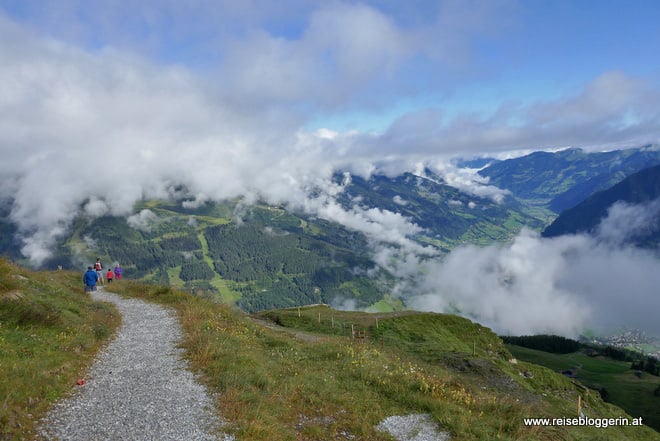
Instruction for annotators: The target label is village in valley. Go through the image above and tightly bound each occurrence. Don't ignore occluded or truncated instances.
[583,329,660,360]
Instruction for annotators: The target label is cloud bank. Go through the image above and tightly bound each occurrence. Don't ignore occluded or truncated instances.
[409,200,660,338]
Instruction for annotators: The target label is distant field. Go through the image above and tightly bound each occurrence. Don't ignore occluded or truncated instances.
[506,344,660,431]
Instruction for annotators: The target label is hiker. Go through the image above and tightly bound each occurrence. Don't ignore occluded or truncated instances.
[95,258,104,285]
[114,263,123,281]
[106,267,114,284]
[83,266,99,292]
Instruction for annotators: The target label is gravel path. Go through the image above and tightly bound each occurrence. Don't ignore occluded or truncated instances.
[35,288,448,440]
[37,288,231,441]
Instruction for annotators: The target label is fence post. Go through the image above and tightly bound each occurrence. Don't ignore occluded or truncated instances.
[577,395,582,417]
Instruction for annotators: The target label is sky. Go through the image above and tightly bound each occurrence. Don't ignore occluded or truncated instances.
[1,0,660,337]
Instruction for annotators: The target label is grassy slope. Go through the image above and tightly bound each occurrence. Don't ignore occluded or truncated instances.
[2,262,658,440]
[0,259,120,440]
[507,344,660,431]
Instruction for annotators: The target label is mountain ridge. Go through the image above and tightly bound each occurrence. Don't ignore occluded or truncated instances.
[478,145,660,213]
[542,164,660,246]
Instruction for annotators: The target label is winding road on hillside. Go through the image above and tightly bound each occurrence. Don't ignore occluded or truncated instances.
[37,288,232,441]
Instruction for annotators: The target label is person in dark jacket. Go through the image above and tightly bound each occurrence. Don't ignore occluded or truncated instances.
[83,266,99,292]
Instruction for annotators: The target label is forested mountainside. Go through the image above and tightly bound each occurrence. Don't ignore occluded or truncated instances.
[0,168,550,313]
[46,202,391,312]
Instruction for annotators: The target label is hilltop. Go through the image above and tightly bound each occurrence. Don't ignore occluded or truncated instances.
[1,259,658,440]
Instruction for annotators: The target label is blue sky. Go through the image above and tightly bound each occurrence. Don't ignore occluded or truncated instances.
[2,0,659,135]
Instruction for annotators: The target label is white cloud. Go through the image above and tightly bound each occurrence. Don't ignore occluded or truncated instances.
[408,198,660,337]
[392,195,408,206]
[84,197,110,217]
[409,231,592,336]
[416,162,510,203]
[331,297,358,311]
[215,2,412,113]
[596,199,660,245]
[305,197,429,254]
[127,209,158,232]
[528,72,650,127]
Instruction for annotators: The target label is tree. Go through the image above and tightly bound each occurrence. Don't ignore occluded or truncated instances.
[599,387,610,402]
[644,356,658,376]
[179,259,214,281]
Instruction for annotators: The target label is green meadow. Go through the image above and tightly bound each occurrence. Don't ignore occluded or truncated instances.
[506,344,660,431]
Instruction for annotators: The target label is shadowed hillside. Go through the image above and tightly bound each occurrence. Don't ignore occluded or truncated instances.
[542,164,660,247]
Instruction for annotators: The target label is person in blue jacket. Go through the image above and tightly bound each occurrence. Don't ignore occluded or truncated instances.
[83,266,99,292]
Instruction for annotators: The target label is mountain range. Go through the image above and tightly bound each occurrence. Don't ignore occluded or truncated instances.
[478,145,660,214]
[1,145,659,313]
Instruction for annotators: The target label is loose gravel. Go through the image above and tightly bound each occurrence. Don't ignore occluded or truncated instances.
[376,414,450,441]
[37,288,232,441]
[35,288,448,441]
